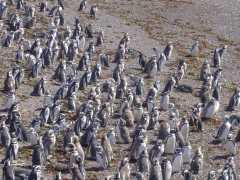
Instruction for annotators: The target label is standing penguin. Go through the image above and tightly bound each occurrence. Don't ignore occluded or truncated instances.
[172,148,183,174]
[201,87,220,120]
[212,45,227,67]
[157,53,167,72]
[179,117,189,143]
[28,165,42,180]
[31,77,47,96]
[226,88,240,111]
[0,121,11,148]
[137,150,150,176]
[144,56,158,78]
[189,41,199,57]
[5,136,19,161]
[159,91,170,111]
[119,157,131,180]
[2,160,15,180]
[149,140,164,163]
[101,134,113,164]
[182,142,192,166]
[224,134,236,156]
[200,60,211,81]
[3,71,15,93]
[163,42,173,60]
[214,118,231,142]
[90,5,98,18]
[149,159,162,180]
[190,147,203,176]
[79,0,87,11]
[161,158,172,180]
[115,118,130,144]
[164,132,176,155]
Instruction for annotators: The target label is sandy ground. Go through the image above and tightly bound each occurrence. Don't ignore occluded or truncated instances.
[0,0,239,179]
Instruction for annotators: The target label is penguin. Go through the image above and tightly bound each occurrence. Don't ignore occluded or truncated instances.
[50,102,61,124]
[68,91,77,112]
[201,88,220,119]
[137,150,150,176]
[0,121,11,148]
[55,172,62,180]
[211,68,222,90]
[5,136,19,161]
[163,42,173,60]
[95,144,109,170]
[148,107,160,130]
[157,53,167,72]
[182,170,194,180]
[53,61,66,83]
[79,0,87,11]
[3,71,15,93]
[224,134,236,156]
[129,136,147,162]
[168,112,179,131]
[190,147,203,176]
[207,171,217,180]
[28,165,42,180]
[214,119,231,142]
[138,52,146,70]
[139,112,150,130]
[172,148,183,174]
[162,76,176,94]
[27,127,38,146]
[174,60,186,85]
[149,140,164,163]
[2,160,15,180]
[100,53,110,67]
[70,154,86,180]
[96,30,104,46]
[164,132,176,155]
[31,77,47,96]
[107,128,116,145]
[135,78,144,96]
[72,136,85,163]
[115,118,130,144]
[226,88,240,111]
[39,1,48,12]
[101,134,113,164]
[144,56,158,78]
[91,63,102,83]
[179,117,189,143]
[149,159,163,180]
[0,1,8,20]
[42,129,56,159]
[30,60,42,78]
[158,121,171,140]
[200,60,211,81]
[189,41,199,57]
[90,5,98,18]
[119,157,131,180]
[39,105,50,126]
[212,45,227,67]
[159,91,170,111]
[122,104,134,127]
[182,142,192,165]
[161,158,172,180]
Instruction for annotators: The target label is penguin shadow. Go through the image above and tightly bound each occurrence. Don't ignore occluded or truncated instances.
[209,139,222,145]
[175,84,193,93]
[212,154,230,160]
[86,166,104,172]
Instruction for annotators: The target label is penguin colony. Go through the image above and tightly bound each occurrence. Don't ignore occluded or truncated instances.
[0,0,239,179]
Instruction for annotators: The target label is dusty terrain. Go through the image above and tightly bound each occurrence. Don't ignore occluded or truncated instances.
[0,0,240,179]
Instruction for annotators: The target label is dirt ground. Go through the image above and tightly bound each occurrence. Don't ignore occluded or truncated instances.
[0,0,239,179]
